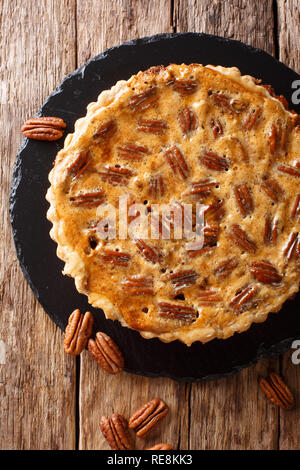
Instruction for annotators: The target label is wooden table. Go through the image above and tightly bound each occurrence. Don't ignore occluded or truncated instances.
[1,0,300,450]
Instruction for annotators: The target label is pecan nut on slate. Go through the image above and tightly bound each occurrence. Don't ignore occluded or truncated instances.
[63,309,94,355]
[100,414,133,450]
[88,331,124,374]
[260,372,295,410]
[21,116,67,141]
[129,398,168,437]
[146,443,173,450]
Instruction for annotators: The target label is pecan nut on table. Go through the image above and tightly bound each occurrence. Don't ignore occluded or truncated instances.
[129,398,169,437]
[100,413,133,450]
[21,116,66,141]
[88,331,124,374]
[260,372,295,410]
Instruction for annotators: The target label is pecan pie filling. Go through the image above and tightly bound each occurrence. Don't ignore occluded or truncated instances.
[47,64,300,345]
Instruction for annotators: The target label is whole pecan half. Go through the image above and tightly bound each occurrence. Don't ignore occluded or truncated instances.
[64,309,94,355]
[100,413,133,450]
[21,116,66,141]
[250,260,282,284]
[129,398,168,437]
[88,332,124,374]
[178,106,197,134]
[146,443,173,450]
[260,372,295,410]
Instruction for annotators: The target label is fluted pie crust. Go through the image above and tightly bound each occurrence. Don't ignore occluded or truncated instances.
[46,64,300,346]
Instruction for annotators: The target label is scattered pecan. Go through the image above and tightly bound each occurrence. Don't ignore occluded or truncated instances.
[137,118,168,134]
[291,194,300,220]
[198,289,222,306]
[165,145,189,179]
[243,107,262,130]
[229,284,259,311]
[199,150,230,171]
[169,270,198,291]
[99,249,131,267]
[64,309,94,355]
[260,176,283,202]
[93,120,116,142]
[260,372,295,410]
[158,302,198,323]
[227,136,248,162]
[117,143,149,161]
[269,123,277,154]
[67,150,91,178]
[188,224,219,257]
[150,212,171,239]
[189,179,217,197]
[264,215,278,245]
[228,224,257,253]
[70,189,105,207]
[100,414,133,450]
[230,98,248,113]
[121,277,154,295]
[250,260,282,284]
[210,118,223,139]
[98,166,133,185]
[88,332,124,374]
[214,258,239,279]
[129,398,168,437]
[21,116,66,141]
[125,194,141,224]
[178,106,197,134]
[135,239,161,263]
[149,175,165,199]
[261,84,289,110]
[209,92,247,113]
[283,232,300,263]
[204,199,225,221]
[128,87,158,111]
[209,92,232,111]
[278,163,300,177]
[269,119,288,154]
[146,443,173,450]
[233,183,253,217]
[150,201,189,240]
[203,224,219,247]
[171,79,198,95]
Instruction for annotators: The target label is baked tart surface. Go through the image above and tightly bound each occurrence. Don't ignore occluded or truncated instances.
[46,64,300,345]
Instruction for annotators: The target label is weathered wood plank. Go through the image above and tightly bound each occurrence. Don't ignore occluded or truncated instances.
[174,0,275,54]
[76,0,173,66]
[0,0,77,449]
[76,0,186,451]
[278,0,300,73]
[79,351,188,450]
[175,0,279,450]
[277,0,300,450]
[279,351,300,449]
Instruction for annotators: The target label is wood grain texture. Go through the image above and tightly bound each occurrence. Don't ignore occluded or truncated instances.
[1,0,300,450]
[277,0,300,451]
[0,0,77,449]
[76,0,172,66]
[175,0,278,450]
[174,0,275,54]
[277,0,300,73]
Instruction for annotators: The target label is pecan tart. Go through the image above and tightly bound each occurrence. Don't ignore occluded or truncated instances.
[46,64,300,345]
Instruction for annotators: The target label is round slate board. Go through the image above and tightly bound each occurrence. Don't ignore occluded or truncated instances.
[10,33,300,381]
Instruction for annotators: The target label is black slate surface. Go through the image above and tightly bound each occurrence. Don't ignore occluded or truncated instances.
[10,33,300,381]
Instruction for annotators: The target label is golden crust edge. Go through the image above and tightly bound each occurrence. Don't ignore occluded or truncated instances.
[46,63,299,346]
